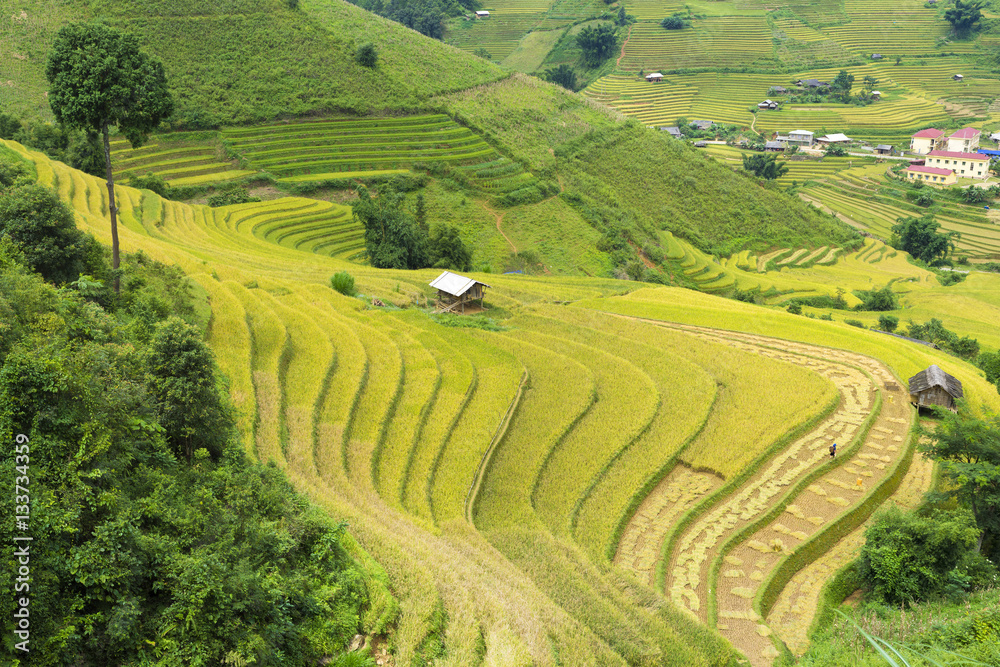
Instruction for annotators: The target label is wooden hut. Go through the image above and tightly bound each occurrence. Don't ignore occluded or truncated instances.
[430,271,490,314]
[908,365,963,410]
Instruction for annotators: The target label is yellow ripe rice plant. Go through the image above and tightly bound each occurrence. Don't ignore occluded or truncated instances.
[515,317,660,536]
[226,282,289,465]
[401,328,475,522]
[428,329,524,524]
[373,312,442,509]
[473,335,595,531]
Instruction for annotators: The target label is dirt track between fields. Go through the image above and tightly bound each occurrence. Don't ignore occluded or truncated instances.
[614,323,915,666]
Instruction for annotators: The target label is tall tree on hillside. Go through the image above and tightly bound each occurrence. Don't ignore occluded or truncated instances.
[46,23,173,293]
[945,0,985,36]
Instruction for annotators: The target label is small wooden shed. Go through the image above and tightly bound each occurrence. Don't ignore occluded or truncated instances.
[908,364,963,411]
[430,271,490,314]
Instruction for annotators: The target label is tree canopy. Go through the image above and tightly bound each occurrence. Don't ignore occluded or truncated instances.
[0,180,93,284]
[920,406,1000,557]
[46,24,173,151]
[741,153,789,180]
[353,186,430,269]
[891,214,958,264]
[944,0,985,35]
[576,24,618,67]
[544,64,577,90]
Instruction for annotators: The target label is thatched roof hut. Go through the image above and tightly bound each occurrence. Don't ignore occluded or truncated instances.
[908,365,963,410]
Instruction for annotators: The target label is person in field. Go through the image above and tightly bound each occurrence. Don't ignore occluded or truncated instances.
[829,442,837,457]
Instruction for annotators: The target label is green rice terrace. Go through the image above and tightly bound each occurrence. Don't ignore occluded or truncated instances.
[112,114,538,194]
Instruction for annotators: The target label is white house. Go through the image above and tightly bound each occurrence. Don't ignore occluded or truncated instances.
[475,10,490,17]
[786,130,814,146]
[946,127,981,153]
[925,150,989,179]
[910,128,946,155]
[817,133,851,144]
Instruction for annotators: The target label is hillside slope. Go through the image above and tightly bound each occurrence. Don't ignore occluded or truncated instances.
[1,0,864,271]
[2,0,506,126]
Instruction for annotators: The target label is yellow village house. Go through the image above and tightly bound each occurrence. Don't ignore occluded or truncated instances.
[925,150,989,179]
[904,165,957,186]
[946,127,981,153]
[909,128,946,154]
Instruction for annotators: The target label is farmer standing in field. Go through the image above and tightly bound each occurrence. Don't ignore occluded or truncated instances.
[829,442,837,458]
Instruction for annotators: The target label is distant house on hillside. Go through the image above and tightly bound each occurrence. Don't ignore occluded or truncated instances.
[645,72,663,82]
[797,78,829,89]
[953,73,964,80]
[768,86,788,95]
[870,90,882,100]
[871,53,883,60]
[947,127,981,153]
[875,144,894,155]
[910,128,946,154]
[660,126,683,138]
[430,271,490,314]
[926,149,989,178]
[904,164,957,185]
[757,99,779,110]
[990,131,1000,144]
[786,129,815,147]
[691,120,714,130]
[764,140,787,151]
[694,141,708,147]
[475,10,490,17]
[908,365,963,411]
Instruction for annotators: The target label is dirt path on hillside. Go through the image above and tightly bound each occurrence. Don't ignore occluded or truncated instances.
[613,322,913,667]
[483,203,516,253]
[616,24,633,68]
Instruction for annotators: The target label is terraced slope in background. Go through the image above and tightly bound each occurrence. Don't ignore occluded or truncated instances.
[11,140,1000,665]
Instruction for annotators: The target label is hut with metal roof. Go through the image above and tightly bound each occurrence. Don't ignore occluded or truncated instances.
[908,365,963,411]
[429,271,490,314]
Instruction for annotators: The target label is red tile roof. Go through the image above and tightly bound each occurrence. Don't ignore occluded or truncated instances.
[949,127,981,139]
[906,166,954,176]
[912,128,945,139]
[927,150,988,160]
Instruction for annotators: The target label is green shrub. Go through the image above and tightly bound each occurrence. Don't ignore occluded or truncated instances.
[786,302,802,314]
[356,43,378,68]
[207,184,261,207]
[845,319,866,328]
[330,271,356,296]
[854,284,898,311]
[859,507,987,606]
[877,314,899,332]
[127,172,171,198]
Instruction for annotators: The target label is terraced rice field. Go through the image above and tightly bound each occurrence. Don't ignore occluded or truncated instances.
[110,132,254,187]
[221,114,537,194]
[618,17,777,72]
[12,138,1000,666]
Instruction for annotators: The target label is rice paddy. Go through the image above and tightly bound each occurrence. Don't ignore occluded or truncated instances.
[12,138,1000,666]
